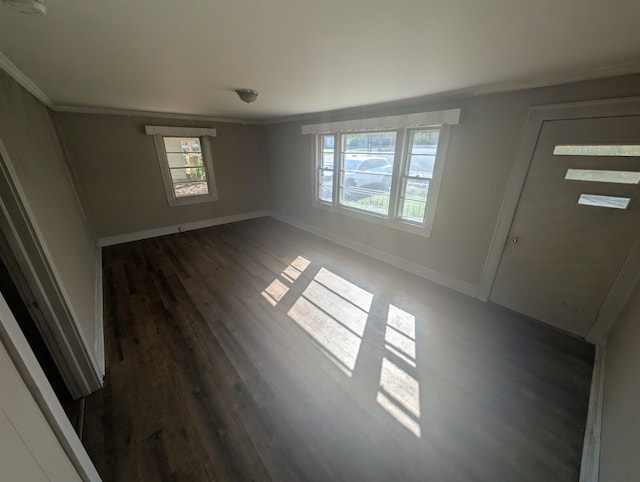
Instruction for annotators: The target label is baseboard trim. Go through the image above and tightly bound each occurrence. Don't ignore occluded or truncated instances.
[98,210,270,247]
[580,343,606,482]
[269,211,479,298]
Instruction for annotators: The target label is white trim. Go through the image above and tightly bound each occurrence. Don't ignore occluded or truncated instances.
[0,50,52,107]
[269,211,479,298]
[144,125,217,137]
[93,247,104,378]
[478,97,640,315]
[580,343,606,482]
[0,292,101,481]
[54,104,260,125]
[97,210,270,247]
[301,108,461,135]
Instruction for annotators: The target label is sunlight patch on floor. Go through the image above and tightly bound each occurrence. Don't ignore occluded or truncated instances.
[377,304,421,437]
[261,256,311,306]
[287,268,372,376]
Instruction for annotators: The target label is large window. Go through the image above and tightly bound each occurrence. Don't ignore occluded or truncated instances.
[306,110,459,236]
[145,126,218,206]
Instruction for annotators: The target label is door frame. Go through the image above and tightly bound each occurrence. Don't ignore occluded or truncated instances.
[0,290,101,480]
[478,96,640,343]
[0,138,102,397]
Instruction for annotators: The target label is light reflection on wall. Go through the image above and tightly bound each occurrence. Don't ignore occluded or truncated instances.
[287,268,372,376]
[376,305,421,437]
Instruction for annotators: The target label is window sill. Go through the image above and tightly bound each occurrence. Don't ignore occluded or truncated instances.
[167,193,218,207]
[312,201,432,238]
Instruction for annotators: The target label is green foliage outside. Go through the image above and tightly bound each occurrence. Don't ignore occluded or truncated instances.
[185,153,205,181]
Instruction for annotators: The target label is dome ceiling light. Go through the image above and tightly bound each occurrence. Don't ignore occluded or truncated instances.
[235,89,259,104]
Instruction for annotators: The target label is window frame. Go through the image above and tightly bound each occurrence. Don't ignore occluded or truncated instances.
[310,121,454,237]
[145,126,218,207]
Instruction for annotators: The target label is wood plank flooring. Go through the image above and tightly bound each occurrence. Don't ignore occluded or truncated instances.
[84,217,594,481]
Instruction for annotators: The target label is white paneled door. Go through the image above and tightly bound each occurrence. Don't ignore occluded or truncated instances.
[490,116,640,337]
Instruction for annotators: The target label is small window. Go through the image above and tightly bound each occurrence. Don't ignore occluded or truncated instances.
[553,145,640,156]
[145,126,218,206]
[578,194,631,209]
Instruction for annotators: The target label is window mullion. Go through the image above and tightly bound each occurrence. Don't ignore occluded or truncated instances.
[334,133,341,206]
[389,128,407,220]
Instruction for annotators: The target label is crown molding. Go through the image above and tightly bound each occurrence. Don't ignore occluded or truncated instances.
[52,104,262,125]
[0,50,52,107]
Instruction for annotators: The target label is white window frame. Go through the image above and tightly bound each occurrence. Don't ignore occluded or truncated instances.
[304,109,459,237]
[145,126,219,207]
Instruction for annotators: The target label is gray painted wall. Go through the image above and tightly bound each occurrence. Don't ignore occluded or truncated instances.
[600,282,640,481]
[54,113,269,239]
[0,71,100,370]
[264,74,640,287]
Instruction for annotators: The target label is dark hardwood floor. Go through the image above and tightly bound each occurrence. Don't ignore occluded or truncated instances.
[84,217,594,481]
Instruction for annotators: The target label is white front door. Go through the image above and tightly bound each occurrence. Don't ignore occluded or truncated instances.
[490,116,640,337]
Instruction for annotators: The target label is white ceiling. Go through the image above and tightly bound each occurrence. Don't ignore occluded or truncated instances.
[1,1,640,121]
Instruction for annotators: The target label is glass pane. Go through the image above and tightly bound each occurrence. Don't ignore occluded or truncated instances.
[320,135,335,169]
[343,131,396,160]
[578,194,631,209]
[318,185,333,202]
[401,179,430,223]
[170,167,207,183]
[319,168,333,202]
[554,145,640,156]
[174,181,209,198]
[340,185,390,216]
[565,169,640,184]
[163,136,201,153]
[166,152,203,169]
[408,154,434,178]
[340,132,396,216]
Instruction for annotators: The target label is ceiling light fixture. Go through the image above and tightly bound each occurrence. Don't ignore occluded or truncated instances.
[235,89,259,103]
[2,0,46,15]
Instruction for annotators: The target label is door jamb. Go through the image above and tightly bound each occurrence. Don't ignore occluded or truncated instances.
[0,290,101,480]
[0,138,102,397]
[478,96,640,343]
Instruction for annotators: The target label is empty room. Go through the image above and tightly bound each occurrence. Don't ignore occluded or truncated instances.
[1,1,640,481]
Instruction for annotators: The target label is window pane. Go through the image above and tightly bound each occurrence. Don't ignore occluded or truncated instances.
[321,135,335,169]
[565,169,640,184]
[343,132,396,159]
[163,137,201,153]
[554,145,640,156]
[408,155,434,178]
[341,186,390,216]
[170,167,207,183]
[340,132,396,216]
[401,179,430,222]
[174,181,209,198]
[318,168,333,203]
[166,152,203,168]
[318,135,335,203]
[578,194,631,209]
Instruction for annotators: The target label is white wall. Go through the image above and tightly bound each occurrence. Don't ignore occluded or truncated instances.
[599,281,640,481]
[54,112,269,239]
